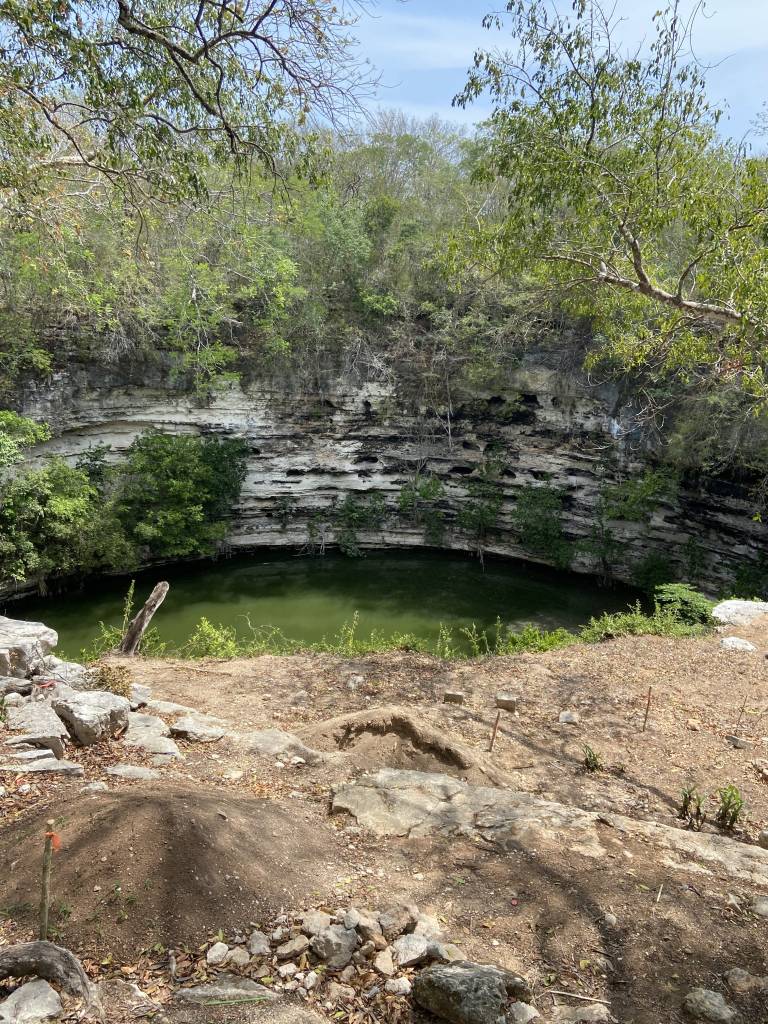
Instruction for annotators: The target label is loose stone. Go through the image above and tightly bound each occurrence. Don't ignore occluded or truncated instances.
[301,910,333,936]
[373,948,395,977]
[379,902,419,941]
[682,988,736,1022]
[206,942,230,966]
[495,692,519,712]
[0,979,62,1024]
[391,932,430,967]
[412,961,531,1024]
[247,930,271,956]
[228,947,250,968]
[310,925,358,968]
[559,710,580,725]
[509,1003,541,1023]
[443,692,465,705]
[277,934,310,960]
[385,977,412,996]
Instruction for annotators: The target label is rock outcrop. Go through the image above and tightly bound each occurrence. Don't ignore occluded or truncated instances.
[12,353,766,596]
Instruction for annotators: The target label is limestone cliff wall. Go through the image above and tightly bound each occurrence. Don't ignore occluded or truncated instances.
[14,351,765,596]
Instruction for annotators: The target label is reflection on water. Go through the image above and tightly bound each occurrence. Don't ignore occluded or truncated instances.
[8,549,639,659]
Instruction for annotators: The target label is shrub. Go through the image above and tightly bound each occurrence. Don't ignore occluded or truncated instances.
[653,583,714,626]
[184,617,240,658]
[494,621,576,654]
[715,784,745,831]
[583,745,603,771]
[579,603,707,643]
[512,483,571,568]
[678,785,706,830]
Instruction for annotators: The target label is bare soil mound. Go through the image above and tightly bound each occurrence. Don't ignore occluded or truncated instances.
[0,783,346,956]
[301,706,504,784]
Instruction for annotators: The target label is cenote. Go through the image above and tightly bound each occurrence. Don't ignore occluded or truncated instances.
[7,550,639,660]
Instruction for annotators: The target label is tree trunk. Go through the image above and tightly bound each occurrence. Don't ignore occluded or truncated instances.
[118,581,169,656]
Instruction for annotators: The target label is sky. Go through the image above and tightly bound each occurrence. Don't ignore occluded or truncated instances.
[353,0,768,142]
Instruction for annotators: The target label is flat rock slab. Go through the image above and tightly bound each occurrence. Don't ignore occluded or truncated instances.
[123,713,182,759]
[170,715,228,743]
[0,677,32,696]
[7,704,68,758]
[0,758,83,776]
[712,600,768,626]
[175,974,277,1004]
[145,699,194,715]
[719,637,757,652]
[35,656,93,688]
[332,769,768,885]
[106,764,160,781]
[238,728,324,766]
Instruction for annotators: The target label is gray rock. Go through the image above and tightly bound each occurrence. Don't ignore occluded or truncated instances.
[175,976,276,1004]
[145,699,194,715]
[379,902,419,941]
[310,924,358,968]
[36,656,93,688]
[391,933,430,967]
[228,947,250,968]
[758,830,768,850]
[8,748,55,763]
[751,896,768,918]
[327,982,355,1003]
[238,728,324,766]
[0,616,58,678]
[0,979,62,1024]
[353,910,383,941]
[277,963,297,979]
[206,942,230,966]
[301,910,333,936]
[130,684,152,708]
[414,913,445,940]
[412,961,531,1024]
[428,941,465,963]
[276,934,310,960]
[7,704,68,758]
[724,967,768,995]
[443,691,465,705]
[495,692,519,712]
[720,637,757,652]
[0,758,83,776]
[332,768,768,886]
[712,599,768,626]
[170,714,227,743]
[123,713,182,759]
[559,710,580,725]
[385,977,412,996]
[682,988,735,1022]
[105,764,159,781]
[52,688,130,745]
[0,677,32,696]
[509,1003,541,1023]
[81,781,108,794]
[725,735,751,750]
[248,930,271,956]
[552,1007,616,1023]
[373,949,395,977]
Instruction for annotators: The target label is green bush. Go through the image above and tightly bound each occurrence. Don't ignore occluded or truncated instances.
[184,617,240,658]
[653,583,713,626]
[494,621,576,654]
[512,483,571,568]
[579,603,708,643]
[116,432,248,559]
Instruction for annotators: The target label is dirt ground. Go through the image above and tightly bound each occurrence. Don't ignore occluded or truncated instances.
[2,617,768,1023]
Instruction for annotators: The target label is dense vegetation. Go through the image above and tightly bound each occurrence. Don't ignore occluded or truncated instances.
[1,1,767,596]
[0,432,246,591]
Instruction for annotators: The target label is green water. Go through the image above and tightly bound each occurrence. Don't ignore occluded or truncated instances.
[6,550,638,660]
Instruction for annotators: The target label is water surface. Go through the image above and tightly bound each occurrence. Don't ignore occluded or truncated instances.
[8,550,638,659]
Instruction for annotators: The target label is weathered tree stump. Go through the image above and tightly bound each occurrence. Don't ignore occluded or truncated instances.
[0,941,97,1011]
[118,581,169,655]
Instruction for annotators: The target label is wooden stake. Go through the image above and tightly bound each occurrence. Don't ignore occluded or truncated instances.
[488,711,501,753]
[735,692,748,734]
[39,820,54,941]
[642,686,652,732]
[119,581,169,655]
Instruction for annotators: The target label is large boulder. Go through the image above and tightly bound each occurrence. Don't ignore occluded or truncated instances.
[0,617,58,679]
[0,979,62,1024]
[6,704,69,759]
[412,961,531,1024]
[712,600,768,626]
[51,688,130,745]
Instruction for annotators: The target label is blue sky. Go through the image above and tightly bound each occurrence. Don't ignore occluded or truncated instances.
[354,0,768,142]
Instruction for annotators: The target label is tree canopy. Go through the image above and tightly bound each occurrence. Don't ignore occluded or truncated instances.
[456,0,768,407]
[0,0,371,206]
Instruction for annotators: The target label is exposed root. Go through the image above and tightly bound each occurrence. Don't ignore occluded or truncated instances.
[0,941,99,1016]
